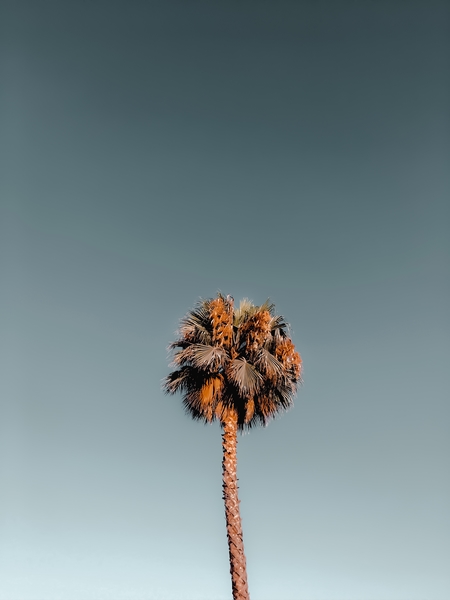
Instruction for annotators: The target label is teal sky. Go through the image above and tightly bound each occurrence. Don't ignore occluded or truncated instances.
[1,2,449,599]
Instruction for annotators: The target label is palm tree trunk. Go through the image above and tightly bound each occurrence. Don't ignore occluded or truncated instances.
[222,412,250,600]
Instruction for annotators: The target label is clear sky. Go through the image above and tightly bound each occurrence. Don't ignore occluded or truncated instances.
[1,1,449,599]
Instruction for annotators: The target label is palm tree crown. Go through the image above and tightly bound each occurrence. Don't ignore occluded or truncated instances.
[164,293,302,429]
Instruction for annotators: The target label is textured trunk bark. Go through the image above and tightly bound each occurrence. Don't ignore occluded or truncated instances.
[222,413,250,600]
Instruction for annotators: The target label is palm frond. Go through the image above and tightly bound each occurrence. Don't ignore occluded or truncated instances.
[199,376,224,406]
[179,323,212,345]
[163,366,200,395]
[275,338,302,380]
[254,347,285,382]
[233,298,255,326]
[227,358,263,395]
[269,314,289,334]
[178,302,213,344]
[180,375,224,422]
[182,394,211,422]
[258,298,276,315]
[173,343,228,371]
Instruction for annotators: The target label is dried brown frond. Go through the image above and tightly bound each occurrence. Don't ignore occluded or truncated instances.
[238,310,272,356]
[214,400,224,420]
[199,375,224,418]
[275,338,302,379]
[256,394,278,424]
[220,405,238,423]
[210,297,234,348]
[244,398,255,424]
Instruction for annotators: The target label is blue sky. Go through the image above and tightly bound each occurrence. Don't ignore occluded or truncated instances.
[1,2,449,599]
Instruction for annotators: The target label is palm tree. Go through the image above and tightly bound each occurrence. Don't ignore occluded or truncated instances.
[164,293,302,600]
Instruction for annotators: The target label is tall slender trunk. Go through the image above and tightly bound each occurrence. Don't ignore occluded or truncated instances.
[222,413,250,600]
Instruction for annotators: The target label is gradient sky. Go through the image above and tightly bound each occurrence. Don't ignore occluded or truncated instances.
[1,2,449,599]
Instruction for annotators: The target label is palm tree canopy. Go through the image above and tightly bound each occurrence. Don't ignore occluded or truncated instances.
[164,293,302,430]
